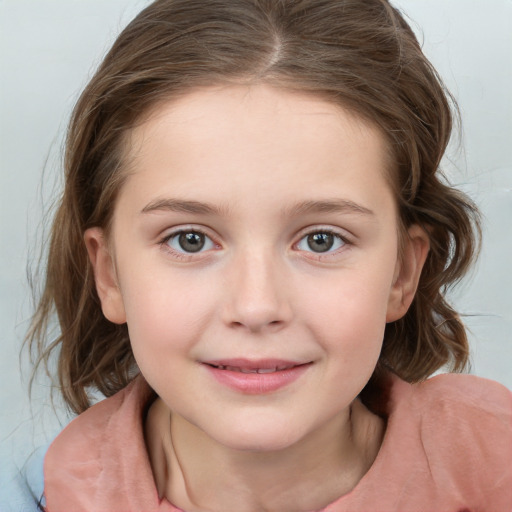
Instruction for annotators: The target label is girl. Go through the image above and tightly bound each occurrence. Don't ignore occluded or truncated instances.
[20,0,512,510]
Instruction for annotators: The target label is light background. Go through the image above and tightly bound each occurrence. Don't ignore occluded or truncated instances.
[1,0,511,486]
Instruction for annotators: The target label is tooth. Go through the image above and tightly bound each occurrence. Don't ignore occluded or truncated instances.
[213,364,295,373]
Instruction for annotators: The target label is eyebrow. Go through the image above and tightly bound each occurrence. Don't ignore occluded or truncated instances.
[140,197,374,218]
[283,199,375,217]
[141,198,229,216]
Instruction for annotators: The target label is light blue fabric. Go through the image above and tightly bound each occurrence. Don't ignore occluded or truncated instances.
[0,443,47,511]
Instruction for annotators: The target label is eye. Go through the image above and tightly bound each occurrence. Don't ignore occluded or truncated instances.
[165,230,215,253]
[296,231,346,253]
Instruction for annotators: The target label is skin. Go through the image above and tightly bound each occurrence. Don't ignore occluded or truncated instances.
[85,84,429,512]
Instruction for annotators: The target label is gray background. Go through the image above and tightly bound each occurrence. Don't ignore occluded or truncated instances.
[1,0,511,480]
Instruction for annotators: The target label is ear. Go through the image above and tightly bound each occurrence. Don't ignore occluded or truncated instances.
[84,227,126,324]
[386,224,430,323]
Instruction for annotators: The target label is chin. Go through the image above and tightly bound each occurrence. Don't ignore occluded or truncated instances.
[205,418,306,453]
[221,434,301,454]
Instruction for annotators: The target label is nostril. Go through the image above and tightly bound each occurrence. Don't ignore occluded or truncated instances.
[228,318,286,333]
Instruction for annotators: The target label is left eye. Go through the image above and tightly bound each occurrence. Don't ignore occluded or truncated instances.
[165,231,215,253]
[296,231,345,253]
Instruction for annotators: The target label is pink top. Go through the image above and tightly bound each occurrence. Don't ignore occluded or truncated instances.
[44,374,512,511]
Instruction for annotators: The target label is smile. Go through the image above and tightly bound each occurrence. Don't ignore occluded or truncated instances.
[203,359,312,394]
[207,364,297,374]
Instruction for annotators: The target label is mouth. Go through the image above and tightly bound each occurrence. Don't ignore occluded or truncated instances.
[203,358,308,373]
[205,363,299,374]
[202,359,312,394]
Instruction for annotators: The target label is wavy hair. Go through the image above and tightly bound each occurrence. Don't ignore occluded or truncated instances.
[27,0,480,414]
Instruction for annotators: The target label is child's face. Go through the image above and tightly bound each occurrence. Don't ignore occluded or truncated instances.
[87,84,427,452]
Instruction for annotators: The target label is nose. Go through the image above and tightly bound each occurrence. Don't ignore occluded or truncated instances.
[222,250,292,333]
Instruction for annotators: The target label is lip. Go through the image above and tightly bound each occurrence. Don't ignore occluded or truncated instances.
[202,358,312,394]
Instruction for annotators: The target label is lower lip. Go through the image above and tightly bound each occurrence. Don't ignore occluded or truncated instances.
[204,364,311,394]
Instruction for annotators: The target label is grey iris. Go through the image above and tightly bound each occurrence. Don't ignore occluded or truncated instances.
[179,232,205,252]
[307,233,334,253]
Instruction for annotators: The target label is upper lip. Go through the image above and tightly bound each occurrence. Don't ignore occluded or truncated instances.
[203,358,309,372]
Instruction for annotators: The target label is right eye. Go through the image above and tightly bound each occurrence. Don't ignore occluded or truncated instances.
[296,231,346,254]
[164,230,216,254]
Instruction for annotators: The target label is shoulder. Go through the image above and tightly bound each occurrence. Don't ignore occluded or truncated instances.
[402,374,512,507]
[411,373,512,444]
[389,372,512,447]
[43,377,162,510]
[415,372,512,410]
[46,376,153,459]
[388,372,512,428]
[412,373,512,443]
[390,372,512,421]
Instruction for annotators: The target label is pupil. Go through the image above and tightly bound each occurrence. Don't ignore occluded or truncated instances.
[307,233,333,253]
[179,232,205,253]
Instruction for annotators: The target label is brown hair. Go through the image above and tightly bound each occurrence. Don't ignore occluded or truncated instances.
[27,0,480,414]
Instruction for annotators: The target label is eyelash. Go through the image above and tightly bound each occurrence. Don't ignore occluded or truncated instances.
[158,226,351,261]
[158,228,218,260]
[294,228,351,260]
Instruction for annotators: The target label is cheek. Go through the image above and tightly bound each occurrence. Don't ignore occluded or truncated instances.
[119,270,217,368]
[301,269,392,361]
[305,266,391,323]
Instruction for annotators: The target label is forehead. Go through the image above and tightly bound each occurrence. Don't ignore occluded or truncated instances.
[130,84,385,156]
[120,84,395,217]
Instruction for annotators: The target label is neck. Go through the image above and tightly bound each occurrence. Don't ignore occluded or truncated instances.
[145,398,384,512]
